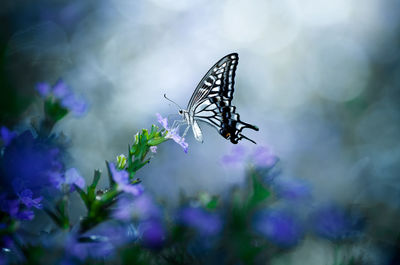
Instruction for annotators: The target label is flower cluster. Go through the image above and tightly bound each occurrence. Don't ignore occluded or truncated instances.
[36,79,87,116]
[0,80,367,265]
[156,113,188,153]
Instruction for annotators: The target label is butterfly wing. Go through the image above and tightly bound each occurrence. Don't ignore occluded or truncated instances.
[191,120,203,143]
[188,53,259,144]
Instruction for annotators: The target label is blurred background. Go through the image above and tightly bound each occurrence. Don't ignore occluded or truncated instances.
[1,0,400,264]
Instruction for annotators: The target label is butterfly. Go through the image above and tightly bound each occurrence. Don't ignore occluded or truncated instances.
[166,53,259,144]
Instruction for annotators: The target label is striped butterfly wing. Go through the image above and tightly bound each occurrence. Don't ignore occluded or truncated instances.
[188,53,259,144]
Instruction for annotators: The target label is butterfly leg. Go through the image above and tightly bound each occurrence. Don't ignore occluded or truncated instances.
[171,120,187,131]
[182,125,190,138]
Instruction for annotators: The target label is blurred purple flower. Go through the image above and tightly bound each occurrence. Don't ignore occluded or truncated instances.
[64,168,85,191]
[66,222,137,261]
[138,218,166,249]
[35,82,51,98]
[310,204,364,241]
[156,113,189,153]
[178,207,223,236]
[253,209,304,247]
[113,194,161,222]
[0,127,17,146]
[251,146,278,168]
[0,131,64,195]
[66,234,113,261]
[35,79,87,116]
[150,146,157,153]
[156,113,168,129]
[0,195,35,221]
[109,163,143,196]
[52,79,70,99]
[61,94,87,117]
[273,178,311,201]
[15,209,34,220]
[18,189,43,209]
[221,145,246,166]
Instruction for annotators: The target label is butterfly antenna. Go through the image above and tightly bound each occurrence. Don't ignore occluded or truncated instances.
[164,93,182,110]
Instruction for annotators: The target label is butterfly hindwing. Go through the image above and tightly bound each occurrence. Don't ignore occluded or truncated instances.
[187,53,259,144]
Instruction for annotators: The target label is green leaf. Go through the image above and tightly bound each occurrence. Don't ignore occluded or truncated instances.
[105,161,116,188]
[74,184,90,210]
[87,169,101,203]
[206,197,219,210]
[147,137,166,146]
[248,173,270,207]
[44,98,68,122]
[91,169,101,188]
[130,158,150,173]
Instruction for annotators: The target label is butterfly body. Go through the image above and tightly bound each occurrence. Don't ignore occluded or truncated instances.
[177,53,259,144]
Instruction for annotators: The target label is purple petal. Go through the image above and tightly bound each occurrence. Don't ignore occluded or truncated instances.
[251,146,278,168]
[138,219,166,249]
[273,178,311,201]
[121,184,144,196]
[156,113,168,129]
[52,79,70,99]
[65,168,86,189]
[18,189,43,209]
[150,146,157,153]
[253,209,303,247]
[48,171,65,189]
[221,145,246,165]
[311,204,364,241]
[178,207,222,236]
[35,82,51,97]
[109,163,143,196]
[16,209,34,220]
[61,95,87,116]
[110,163,129,185]
[167,128,189,153]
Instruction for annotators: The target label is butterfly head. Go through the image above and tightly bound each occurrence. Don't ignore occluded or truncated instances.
[178,109,184,116]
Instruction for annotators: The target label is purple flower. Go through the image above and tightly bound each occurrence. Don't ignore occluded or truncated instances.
[251,146,278,168]
[138,218,166,249]
[61,94,87,117]
[35,79,87,116]
[150,146,157,153]
[66,234,113,261]
[0,195,36,221]
[273,178,311,201]
[310,204,364,241]
[156,113,168,129]
[156,113,189,153]
[178,207,222,236]
[18,189,43,209]
[66,222,138,261]
[109,163,143,196]
[15,209,34,220]
[113,194,161,222]
[52,79,70,99]
[0,127,17,146]
[253,209,304,247]
[221,145,246,166]
[35,82,51,97]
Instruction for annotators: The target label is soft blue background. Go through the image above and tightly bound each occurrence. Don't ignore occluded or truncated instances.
[2,0,400,263]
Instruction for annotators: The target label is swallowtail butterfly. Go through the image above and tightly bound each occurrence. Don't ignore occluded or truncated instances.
[168,53,259,144]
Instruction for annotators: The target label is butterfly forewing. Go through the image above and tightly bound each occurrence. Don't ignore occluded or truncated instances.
[187,53,259,144]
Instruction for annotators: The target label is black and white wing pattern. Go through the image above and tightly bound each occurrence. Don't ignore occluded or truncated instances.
[188,53,259,144]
